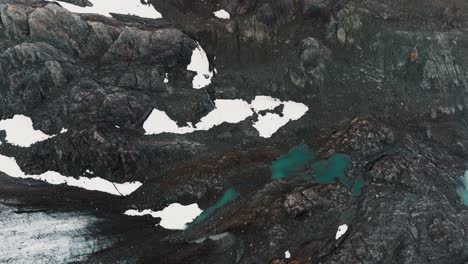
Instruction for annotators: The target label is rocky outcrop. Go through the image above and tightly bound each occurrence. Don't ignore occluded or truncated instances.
[0,0,468,263]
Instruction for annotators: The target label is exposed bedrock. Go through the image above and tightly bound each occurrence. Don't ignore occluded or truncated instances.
[0,0,468,263]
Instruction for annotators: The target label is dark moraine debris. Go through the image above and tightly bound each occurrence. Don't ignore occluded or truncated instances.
[0,0,468,263]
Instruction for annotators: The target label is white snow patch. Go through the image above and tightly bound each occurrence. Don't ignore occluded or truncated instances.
[187,43,213,89]
[144,99,252,135]
[60,128,68,134]
[213,9,230,19]
[0,154,142,196]
[85,169,94,175]
[55,0,162,18]
[125,203,203,230]
[335,224,348,240]
[285,250,291,259]
[143,96,308,138]
[0,115,54,147]
[282,101,310,120]
[196,99,253,130]
[143,109,196,135]
[253,99,309,138]
[163,73,169,83]
[252,113,290,138]
[250,95,282,112]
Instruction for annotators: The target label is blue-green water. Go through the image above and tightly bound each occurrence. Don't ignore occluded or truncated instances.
[312,154,351,186]
[457,171,468,206]
[271,145,364,193]
[193,145,364,225]
[351,175,365,197]
[272,144,314,180]
[193,188,240,224]
[406,193,417,202]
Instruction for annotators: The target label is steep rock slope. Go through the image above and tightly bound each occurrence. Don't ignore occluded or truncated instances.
[0,0,468,263]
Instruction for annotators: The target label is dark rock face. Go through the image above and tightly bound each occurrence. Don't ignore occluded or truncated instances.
[1,0,468,263]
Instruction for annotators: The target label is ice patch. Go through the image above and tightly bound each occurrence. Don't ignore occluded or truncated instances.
[143,96,308,138]
[250,96,282,112]
[55,0,162,18]
[213,9,230,19]
[187,43,213,89]
[124,203,203,230]
[0,115,54,147]
[253,100,309,138]
[0,154,142,196]
[282,101,310,120]
[192,232,230,243]
[0,204,118,263]
[335,224,348,239]
[195,99,253,130]
[252,113,290,138]
[143,109,195,135]
[144,99,252,135]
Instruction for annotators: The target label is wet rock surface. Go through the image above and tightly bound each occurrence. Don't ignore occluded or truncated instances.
[0,0,468,263]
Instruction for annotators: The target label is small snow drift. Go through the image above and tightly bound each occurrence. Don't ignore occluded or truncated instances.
[187,43,213,89]
[124,203,203,230]
[0,154,142,196]
[55,0,162,18]
[0,115,54,147]
[248,96,310,138]
[213,9,230,19]
[143,96,308,138]
[335,224,348,239]
[196,99,253,130]
[249,96,282,112]
[143,109,196,135]
[144,99,252,135]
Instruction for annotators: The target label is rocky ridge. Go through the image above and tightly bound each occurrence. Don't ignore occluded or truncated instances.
[0,0,468,263]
